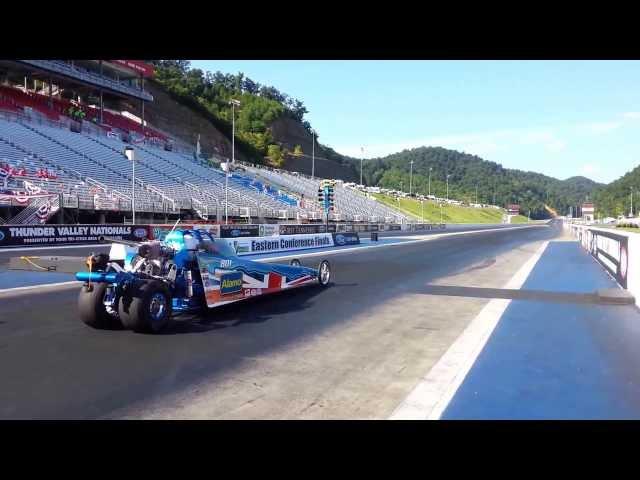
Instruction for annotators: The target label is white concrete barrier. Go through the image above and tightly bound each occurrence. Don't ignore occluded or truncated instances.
[566,222,640,307]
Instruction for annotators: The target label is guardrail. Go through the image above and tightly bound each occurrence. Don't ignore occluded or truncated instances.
[566,222,639,307]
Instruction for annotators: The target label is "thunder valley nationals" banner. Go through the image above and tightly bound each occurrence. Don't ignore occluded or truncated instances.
[0,224,151,247]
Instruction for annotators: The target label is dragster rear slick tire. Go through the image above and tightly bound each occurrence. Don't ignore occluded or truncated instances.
[118,280,173,333]
[78,283,116,330]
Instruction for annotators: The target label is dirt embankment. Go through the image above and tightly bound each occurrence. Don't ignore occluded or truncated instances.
[269,117,359,182]
[111,85,356,180]
[114,81,245,161]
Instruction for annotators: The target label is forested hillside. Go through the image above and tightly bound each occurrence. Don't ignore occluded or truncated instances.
[147,61,603,219]
[150,60,357,174]
[592,165,640,217]
[356,147,602,219]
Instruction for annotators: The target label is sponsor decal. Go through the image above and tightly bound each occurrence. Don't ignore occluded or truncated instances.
[279,224,326,235]
[332,232,360,246]
[220,271,243,295]
[219,224,260,238]
[620,243,628,282]
[259,224,280,237]
[133,228,148,239]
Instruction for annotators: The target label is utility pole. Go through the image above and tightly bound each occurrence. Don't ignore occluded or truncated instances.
[631,187,634,217]
[446,174,450,201]
[125,147,135,224]
[428,167,432,197]
[475,185,478,204]
[227,99,241,224]
[360,147,364,186]
[311,129,315,179]
[409,160,414,196]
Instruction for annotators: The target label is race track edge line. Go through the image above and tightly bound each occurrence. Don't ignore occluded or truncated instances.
[388,239,550,420]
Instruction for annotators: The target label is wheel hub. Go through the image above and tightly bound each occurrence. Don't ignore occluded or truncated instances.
[149,292,167,322]
[320,263,330,284]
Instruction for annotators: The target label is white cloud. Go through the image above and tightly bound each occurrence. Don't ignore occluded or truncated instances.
[580,121,623,135]
[335,126,564,159]
[623,112,640,119]
[581,164,601,176]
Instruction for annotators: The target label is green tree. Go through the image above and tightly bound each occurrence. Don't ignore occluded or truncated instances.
[267,144,285,167]
[293,145,303,156]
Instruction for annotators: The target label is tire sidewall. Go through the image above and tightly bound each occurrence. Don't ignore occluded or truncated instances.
[119,280,172,333]
[78,282,113,329]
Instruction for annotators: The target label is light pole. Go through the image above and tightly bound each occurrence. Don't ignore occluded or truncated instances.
[446,174,451,201]
[227,99,241,224]
[409,160,414,196]
[360,147,364,187]
[230,99,240,165]
[311,129,315,179]
[124,146,135,224]
[475,185,478,205]
[428,167,432,197]
[631,187,634,217]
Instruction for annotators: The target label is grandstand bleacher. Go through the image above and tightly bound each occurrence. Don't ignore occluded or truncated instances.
[0,60,409,225]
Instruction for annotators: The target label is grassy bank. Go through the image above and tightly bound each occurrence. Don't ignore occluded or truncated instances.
[371,193,529,224]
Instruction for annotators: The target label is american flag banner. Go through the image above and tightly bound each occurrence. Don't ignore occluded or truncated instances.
[36,202,51,221]
[0,192,57,204]
[23,180,45,196]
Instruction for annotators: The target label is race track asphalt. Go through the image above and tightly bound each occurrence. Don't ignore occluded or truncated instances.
[0,222,560,419]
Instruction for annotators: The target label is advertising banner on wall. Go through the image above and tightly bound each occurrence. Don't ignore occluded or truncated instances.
[194,224,221,238]
[588,229,628,288]
[220,233,335,256]
[331,232,360,246]
[279,224,325,235]
[259,224,280,237]
[219,224,260,238]
[278,224,339,235]
[0,224,151,247]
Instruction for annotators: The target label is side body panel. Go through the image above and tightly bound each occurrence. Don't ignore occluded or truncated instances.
[196,253,318,308]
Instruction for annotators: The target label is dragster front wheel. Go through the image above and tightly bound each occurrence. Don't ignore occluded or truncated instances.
[317,260,331,287]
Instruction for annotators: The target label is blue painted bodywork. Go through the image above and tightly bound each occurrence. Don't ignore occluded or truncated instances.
[74,228,321,315]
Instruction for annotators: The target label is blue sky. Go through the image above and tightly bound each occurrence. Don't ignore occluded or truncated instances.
[191,60,640,184]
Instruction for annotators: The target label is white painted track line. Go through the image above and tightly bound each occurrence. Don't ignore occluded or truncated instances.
[389,240,550,420]
[0,280,81,296]
[0,244,100,253]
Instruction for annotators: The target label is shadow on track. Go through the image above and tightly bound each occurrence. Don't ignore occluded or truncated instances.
[160,281,359,334]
